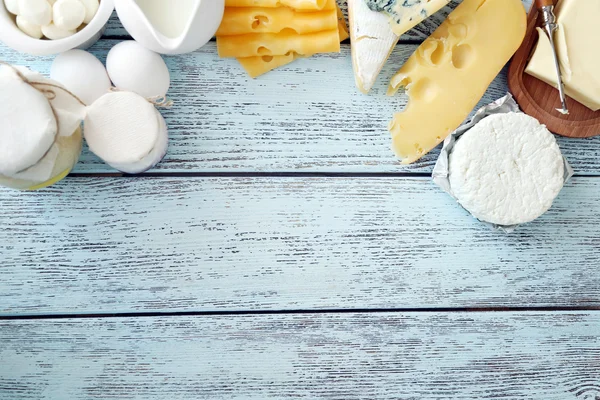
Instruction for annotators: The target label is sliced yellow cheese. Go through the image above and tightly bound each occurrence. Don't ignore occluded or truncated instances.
[217,30,340,58]
[525,0,600,111]
[217,7,337,36]
[238,53,300,78]
[387,0,526,164]
[225,0,334,10]
[236,7,348,78]
[337,5,349,41]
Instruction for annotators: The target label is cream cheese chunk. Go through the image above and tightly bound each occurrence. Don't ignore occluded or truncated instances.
[525,0,600,111]
[449,113,565,226]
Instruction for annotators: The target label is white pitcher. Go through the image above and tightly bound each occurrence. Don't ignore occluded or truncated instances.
[114,0,225,54]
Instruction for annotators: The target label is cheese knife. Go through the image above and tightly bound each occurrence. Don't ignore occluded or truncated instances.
[536,0,569,115]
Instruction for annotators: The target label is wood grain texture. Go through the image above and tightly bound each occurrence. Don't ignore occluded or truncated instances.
[1,176,600,316]
[1,312,599,399]
[508,0,600,138]
[2,38,598,175]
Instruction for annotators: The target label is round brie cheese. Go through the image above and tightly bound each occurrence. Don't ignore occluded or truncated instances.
[449,113,565,226]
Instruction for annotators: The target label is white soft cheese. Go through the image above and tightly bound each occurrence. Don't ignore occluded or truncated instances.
[449,113,565,226]
[347,0,398,94]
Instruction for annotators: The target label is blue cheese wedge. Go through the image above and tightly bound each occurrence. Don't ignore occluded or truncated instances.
[348,0,449,93]
[365,0,451,36]
[448,113,565,226]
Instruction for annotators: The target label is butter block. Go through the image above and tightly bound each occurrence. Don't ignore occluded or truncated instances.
[387,0,526,164]
[525,0,600,111]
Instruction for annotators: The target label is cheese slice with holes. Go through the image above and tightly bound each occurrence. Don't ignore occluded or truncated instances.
[236,7,348,78]
[387,0,526,164]
[217,7,338,36]
[348,0,450,93]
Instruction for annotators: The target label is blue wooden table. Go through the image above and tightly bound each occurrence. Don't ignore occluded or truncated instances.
[2,2,600,399]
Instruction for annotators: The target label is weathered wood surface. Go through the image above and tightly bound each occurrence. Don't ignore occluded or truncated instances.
[2,176,599,316]
[1,311,599,400]
[1,40,598,175]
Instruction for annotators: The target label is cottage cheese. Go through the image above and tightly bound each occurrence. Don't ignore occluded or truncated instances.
[448,113,565,226]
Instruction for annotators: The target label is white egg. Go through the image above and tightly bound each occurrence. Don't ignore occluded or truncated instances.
[4,0,20,15]
[50,49,111,105]
[106,41,170,99]
[16,16,43,39]
[53,0,86,31]
[18,0,52,26]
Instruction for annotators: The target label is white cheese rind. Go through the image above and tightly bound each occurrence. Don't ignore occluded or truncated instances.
[449,113,565,226]
[348,0,398,93]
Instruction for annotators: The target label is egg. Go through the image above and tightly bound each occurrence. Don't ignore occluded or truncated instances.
[106,41,170,99]
[50,49,111,105]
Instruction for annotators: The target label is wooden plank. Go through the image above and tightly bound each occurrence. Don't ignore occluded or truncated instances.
[1,311,598,399]
[2,38,597,175]
[102,1,534,41]
[2,176,600,315]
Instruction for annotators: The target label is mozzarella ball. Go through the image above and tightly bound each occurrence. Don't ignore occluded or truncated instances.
[16,16,43,39]
[78,0,98,23]
[51,50,111,105]
[41,22,75,39]
[18,0,53,26]
[106,41,170,98]
[53,0,86,31]
[4,0,20,14]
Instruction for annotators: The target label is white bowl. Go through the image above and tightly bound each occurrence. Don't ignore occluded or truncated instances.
[0,0,115,55]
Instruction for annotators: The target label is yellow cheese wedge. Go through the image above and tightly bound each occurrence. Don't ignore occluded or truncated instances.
[387,0,526,164]
[217,30,340,58]
[236,7,348,78]
[525,0,600,111]
[216,7,338,36]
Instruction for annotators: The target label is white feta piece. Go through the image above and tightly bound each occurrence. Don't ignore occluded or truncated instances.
[449,113,565,226]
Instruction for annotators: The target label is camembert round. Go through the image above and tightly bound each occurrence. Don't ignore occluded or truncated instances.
[449,113,565,226]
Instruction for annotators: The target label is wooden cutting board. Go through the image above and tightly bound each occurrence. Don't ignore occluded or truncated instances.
[508,0,600,138]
